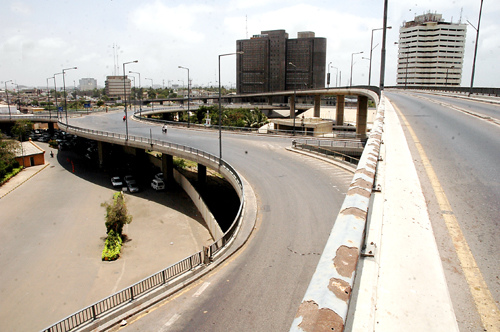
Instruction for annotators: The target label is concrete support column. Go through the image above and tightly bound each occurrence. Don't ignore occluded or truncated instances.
[97,141,105,169]
[198,164,207,185]
[162,153,174,185]
[336,95,345,126]
[48,122,55,136]
[314,95,321,118]
[356,95,368,140]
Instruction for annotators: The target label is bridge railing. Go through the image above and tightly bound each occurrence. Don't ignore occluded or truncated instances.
[42,121,245,332]
[292,138,362,165]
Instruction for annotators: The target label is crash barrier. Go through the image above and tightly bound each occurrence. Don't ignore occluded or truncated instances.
[387,85,500,97]
[292,139,363,165]
[290,95,385,332]
[41,121,245,332]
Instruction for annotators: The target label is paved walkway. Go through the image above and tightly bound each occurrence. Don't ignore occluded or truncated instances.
[0,144,212,332]
[349,96,458,330]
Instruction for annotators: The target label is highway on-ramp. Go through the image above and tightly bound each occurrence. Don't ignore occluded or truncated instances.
[69,112,354,331]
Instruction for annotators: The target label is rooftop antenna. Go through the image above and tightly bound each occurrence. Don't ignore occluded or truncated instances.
[459,7,463,23]
[246,15,248,39]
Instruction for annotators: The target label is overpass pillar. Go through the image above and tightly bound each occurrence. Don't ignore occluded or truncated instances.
[162,153,174,185]
[198,164,206,186]
[97,141,106,169]
[356,95,368,140]
[314,95,321,118]
[336,95,345,125]
[48,122,55,136]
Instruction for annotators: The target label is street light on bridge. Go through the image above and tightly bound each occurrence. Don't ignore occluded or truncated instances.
[146,77,154,114]
[178,66,190,128]
[350,51,364,86]
[4,80,13,119]
[369,26,391,86]
[53,72,63,120]
[62,66,77,124]
[123,60,138,140]
[218,51,243,165]
[129,71,142,117]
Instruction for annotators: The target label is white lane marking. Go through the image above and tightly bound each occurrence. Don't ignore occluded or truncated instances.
[193,282,211,298]
[161,313,181,330]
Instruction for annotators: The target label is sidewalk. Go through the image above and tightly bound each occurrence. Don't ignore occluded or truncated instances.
[349,96,458,330]
[0,162,50,198]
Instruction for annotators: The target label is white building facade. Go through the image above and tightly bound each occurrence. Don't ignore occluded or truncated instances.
[105,76,131,99]
[79,78,97,91]
[397,13,467,86]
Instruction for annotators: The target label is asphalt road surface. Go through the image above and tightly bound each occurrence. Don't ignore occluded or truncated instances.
[385,90,500,331]
[71,113,354,331]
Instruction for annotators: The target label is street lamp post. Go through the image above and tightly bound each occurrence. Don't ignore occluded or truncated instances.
[218,52,243,164]
[129,75,136,113]
[4,80,12,119]
[62,66,77,124]
[178,66,190,128]
[446,65,455,85]
[123,60,138,140]
[46,77,53,118]
[468,0,483,96]
[327,61,332,88]
[289,62,298,135]
[129,71,142,116]
[146,78,154,114]
[369,26,391,85]
[53,73,63,120]
[350,51,364,86]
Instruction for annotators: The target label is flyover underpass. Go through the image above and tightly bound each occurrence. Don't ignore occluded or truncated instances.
[36,110,354,331]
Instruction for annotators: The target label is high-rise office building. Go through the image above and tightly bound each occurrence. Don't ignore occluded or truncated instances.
[79,78,97,91]
[105,76,131,99]
[397,13,467,86]
[236,30,326,95]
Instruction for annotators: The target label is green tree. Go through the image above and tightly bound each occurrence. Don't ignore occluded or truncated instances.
[0,130,16,180]
[102,192,133,239]
[11,120,33,142]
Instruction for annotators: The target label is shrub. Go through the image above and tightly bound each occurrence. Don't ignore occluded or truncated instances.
[102,230,122,261]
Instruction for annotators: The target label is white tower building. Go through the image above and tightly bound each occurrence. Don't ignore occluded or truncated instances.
[397,13,467,86]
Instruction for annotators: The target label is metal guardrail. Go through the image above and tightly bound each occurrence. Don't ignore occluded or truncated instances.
[292,139,361,165]
[290,94,385,332]
[387,85,500,97]
[44,252,202,332]
[41,121,245,332]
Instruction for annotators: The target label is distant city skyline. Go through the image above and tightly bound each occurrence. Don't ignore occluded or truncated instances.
[1,0,498,89]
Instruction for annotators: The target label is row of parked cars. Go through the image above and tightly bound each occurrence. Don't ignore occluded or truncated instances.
[111,173,165,193]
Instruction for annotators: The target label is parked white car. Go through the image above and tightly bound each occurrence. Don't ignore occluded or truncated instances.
[151,179,165,191]
[111,176,123,187]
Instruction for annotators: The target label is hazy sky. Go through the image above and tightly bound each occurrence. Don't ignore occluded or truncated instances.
[1,0,498,89]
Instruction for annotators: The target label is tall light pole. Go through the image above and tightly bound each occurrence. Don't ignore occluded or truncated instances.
[350,51,364,86]
[327,61,332,88]
[146,77,154,114]
[129,75,136,113]
[178,66,190,128]
[331,66,339,87]
[123,60,138,140]
[46,77,53,118]
[62,66,77,124]
[218,51,243,164]
[289,62,298,135]
[369,26,391,85]
[53,72,63,120]
[446,65,455,85]
[379,0,389,89]
[4,80,12,119]
[468,0,483,96]
[129,71,142,116]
